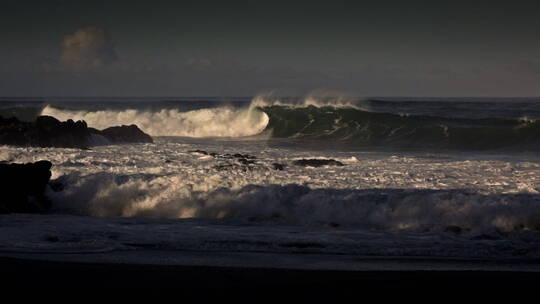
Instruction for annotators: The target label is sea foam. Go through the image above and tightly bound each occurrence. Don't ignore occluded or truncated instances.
[41,104,269,137]
[47,171,540,233]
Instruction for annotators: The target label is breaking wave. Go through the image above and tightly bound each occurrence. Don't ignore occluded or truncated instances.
[48,173,540,233]
[39,95,540,149]
[41,104,269,137]
[261,105,540,150]
[250,93,362,109]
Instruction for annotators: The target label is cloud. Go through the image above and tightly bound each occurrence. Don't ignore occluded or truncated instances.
[60,26,118,69]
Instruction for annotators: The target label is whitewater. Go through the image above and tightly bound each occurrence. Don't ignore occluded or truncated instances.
[38,96,540,150]
[41,104,270,137]
[1,96,540,270]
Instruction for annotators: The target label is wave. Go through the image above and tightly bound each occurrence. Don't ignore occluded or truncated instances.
[41,104,269,137]
[250,93,363,109]
[260,105,540,150]
[39,96,540,150]
[48,173,540,233]
[38,94,359,138]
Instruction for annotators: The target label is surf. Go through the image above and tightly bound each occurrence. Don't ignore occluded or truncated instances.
[41,104,269,138]
[259,104,540,150]
[34,95,540,150]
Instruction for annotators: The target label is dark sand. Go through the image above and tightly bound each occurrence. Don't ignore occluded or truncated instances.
[1,257,539,300]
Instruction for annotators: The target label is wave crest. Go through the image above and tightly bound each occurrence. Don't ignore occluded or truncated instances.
[38,96,540,150]
[251,93,362,109]
[260,106,540,150]
[41,104,269,137]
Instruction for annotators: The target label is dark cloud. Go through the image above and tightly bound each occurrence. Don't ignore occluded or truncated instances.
[60,26,118,70]
[2,1,540,96]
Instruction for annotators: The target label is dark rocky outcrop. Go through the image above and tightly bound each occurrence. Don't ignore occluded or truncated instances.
[99,125,153,144]
[292,159,344,167]
[272,163,285,170]
[189,150,257,163]
[190,151,345,171]
[189,150,285,172]
[0,115,153,149]
[0,116,89,149]
[0,160,53,213]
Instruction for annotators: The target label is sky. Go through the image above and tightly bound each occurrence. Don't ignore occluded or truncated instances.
[1,0,540,97]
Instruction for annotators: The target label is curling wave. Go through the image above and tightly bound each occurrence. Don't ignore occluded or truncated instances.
[41,104,269,137]
[39,96,540,150]
[259,105,540,150]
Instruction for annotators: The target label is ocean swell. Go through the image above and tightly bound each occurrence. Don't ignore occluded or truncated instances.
[260,105,540,150]
[38,96,540,150]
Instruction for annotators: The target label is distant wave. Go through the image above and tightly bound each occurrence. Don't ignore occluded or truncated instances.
[250,93,364,109]
[38,95,540,150]
[38,94,360,138]
[259,105,540,150]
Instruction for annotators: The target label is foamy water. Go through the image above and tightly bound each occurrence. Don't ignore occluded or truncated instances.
[38,95,540,150]
[38,95,360,138]
[3,138,539,232]
[2,139,540,266]
[41,104,269,137]
[2,96,540,268]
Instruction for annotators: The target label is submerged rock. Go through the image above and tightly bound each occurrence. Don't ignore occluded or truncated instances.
[272,163,285,170]
[189,150,257,162]
[292,159,345,167]
[444,225,463,234]
[0,115,153,149]
[0,160,53,213]
[191,150,287,172]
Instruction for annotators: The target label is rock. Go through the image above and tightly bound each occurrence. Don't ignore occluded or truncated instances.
[0,115,153,148]
[100,125,153,143]
[231,153,256,160]
[0,116,31,146]
[272,163,285,170]
[0,115,91,148]
[0,160,53,213]
[32,116,90,149]
[444,225,463,234]
[190,150,257,162]
[292,159,345,167]
[237,158,256,165]
[46,235,60,242]
[191,150,272,172]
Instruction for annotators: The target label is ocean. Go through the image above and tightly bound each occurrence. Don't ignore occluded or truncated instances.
[1,96,540,271]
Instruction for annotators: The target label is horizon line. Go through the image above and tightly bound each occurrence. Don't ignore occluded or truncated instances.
[2,96,540,100]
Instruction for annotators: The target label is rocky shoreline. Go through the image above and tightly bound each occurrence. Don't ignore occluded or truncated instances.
[0,115,152,149]
[0,114,153,214]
